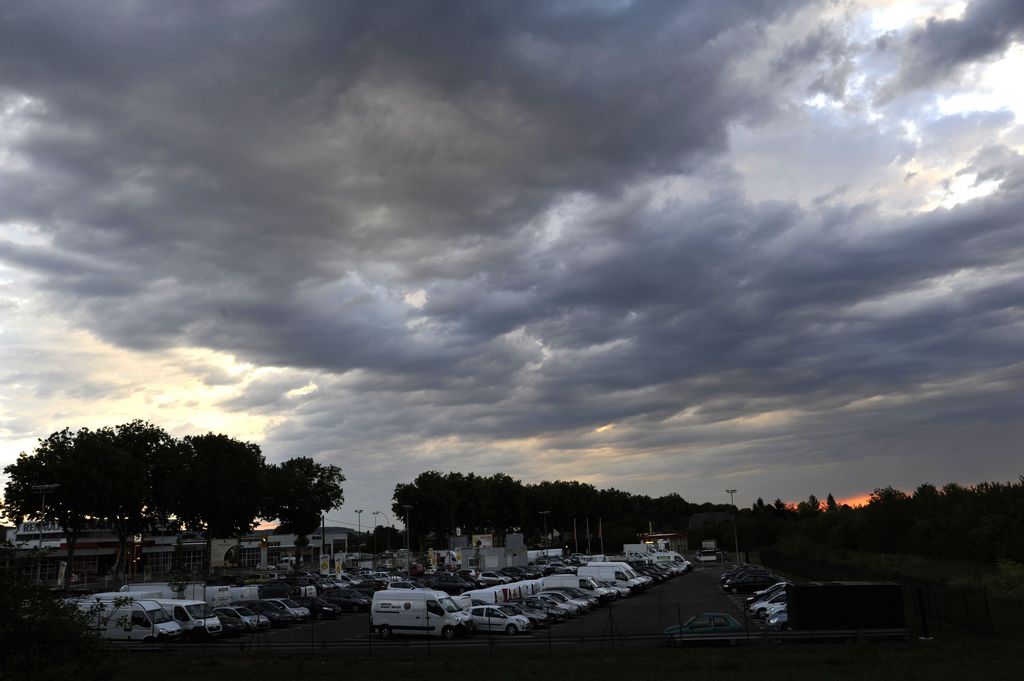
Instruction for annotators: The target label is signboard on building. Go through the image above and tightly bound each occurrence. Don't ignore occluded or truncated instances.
[471,534,493,548]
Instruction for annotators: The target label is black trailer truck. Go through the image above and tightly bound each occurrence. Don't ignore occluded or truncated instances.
[787,581,906,634]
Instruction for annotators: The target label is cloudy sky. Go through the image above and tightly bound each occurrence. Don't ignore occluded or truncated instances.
[2,0,1023,528]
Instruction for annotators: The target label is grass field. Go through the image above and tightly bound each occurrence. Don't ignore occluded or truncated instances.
[32,636,1023,681]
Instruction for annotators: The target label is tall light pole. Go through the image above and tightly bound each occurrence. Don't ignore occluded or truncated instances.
[375,510,391,555]
[354,509,363,556]
[30,484,59,584]
[402,504,412,573]
[371,511,380,561]
[539,510,551,555]
[725,489,740,562]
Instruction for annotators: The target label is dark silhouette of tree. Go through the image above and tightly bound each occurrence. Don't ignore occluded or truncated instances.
[172,433,268,573]
[266,457,345,566]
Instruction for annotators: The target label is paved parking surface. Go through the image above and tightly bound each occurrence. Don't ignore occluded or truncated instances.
[149,565,757,655]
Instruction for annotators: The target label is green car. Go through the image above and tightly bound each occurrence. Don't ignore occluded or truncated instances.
[664,612,744,645]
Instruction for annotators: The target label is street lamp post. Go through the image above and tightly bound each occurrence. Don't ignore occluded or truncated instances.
[354,509,363,556]
[371,511,380,563]
[539,510,551,555]
[402,504,412,573]
[30,484,59,584]
[375,510,391,557]
[725,489,740,562]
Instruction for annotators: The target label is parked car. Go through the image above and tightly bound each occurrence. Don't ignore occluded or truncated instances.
[722,572,779,594]
[749,591,788,619]
[545,586,600,609]
[720,565,765,584]
[664,612,744,645]
[387,580,428,590]
[294,596,341,620]
[499,602,548,628]
[425,573,476,595]
[478,571,512,586]
[765,609,789,630]
[262,598,311,621]
[320,588,373,613]
[745,581,790,606]
[536,591,582,616]
[231,600,295,627]
[214,605,270,632]
[467,605,530,635]
[214,611,247,637]
[521,595,567,620]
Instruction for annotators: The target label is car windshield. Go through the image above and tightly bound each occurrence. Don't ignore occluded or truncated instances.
[281,599,300,608]
[439,596,461,613]
[186,603,214,619]
[235,607,255,616]
[543,592,567,602]
[147,608,171,624]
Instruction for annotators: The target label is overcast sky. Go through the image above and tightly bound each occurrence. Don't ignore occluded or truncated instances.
[2,0,1023,530]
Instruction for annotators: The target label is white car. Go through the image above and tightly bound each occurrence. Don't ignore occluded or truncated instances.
[765,609,789,630]
[467,605,530,634]
[478,571,512,586]
[749,591,787,618]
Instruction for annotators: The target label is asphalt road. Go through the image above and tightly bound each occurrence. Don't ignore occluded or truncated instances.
[168,564,753,656]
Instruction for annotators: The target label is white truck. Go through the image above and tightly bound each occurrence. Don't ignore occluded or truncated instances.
[117,582,257,607]
[77,597,183,642]
[463,579,543,605]
[370,589,473,640]
[577,563,645,592]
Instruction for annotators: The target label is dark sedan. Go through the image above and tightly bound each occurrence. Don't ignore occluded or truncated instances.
[722,572,780,594]
[320,588,372,613]
[294,596,341,620]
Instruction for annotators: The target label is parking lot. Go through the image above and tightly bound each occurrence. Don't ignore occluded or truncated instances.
[115,564,752,656]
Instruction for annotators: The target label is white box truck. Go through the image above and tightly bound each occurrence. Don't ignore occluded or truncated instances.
[77,597,183,642]
[370,589,473,640]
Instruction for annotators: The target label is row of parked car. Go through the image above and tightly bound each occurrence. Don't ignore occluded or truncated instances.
[721,563,790,631]
[370,558,692,640]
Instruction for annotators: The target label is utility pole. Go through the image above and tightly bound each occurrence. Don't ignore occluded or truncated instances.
[372,511,380,564]
[30,484,59,585]
[376,510,391,556]
[539,510,551,555]
[402,504,412,573]
[726,489,740,562]
[354,510,363,556]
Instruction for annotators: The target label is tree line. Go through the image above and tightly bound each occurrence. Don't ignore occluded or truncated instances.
[392,470,1024,565]
[392,471,701,552]
[740,481,1024,564]
[1,421,345,573]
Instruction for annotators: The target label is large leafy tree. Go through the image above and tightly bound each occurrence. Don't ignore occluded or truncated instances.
[266,457,345,566]
[2,428,113,575]
[172,433,268,573]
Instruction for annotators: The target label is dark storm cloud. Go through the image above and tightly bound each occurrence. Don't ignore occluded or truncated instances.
[0,0,805,361]
[3,1,1024,504]
[880,0,1024,99]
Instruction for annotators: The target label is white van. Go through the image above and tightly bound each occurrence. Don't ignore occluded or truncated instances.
[78,597,183,641]
[577,564,642,592]
[541,574,617,600]
[371,589,473,640]
[155,599,223,637]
